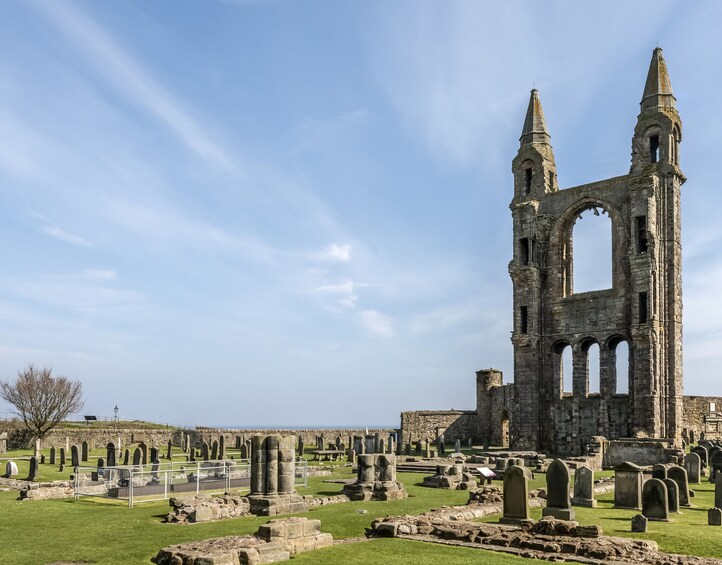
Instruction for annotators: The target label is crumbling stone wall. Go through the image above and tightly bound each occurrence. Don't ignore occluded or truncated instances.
[683,396,722,439]
[399,410,476,444]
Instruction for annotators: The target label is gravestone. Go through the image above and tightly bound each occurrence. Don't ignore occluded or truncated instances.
[27,456,38,481]
[378,439,384,454]
[201,442,210,461]
[365,436,375,454]
[501,465,529,524]
[49,447,56,465]
[139,442,148,465]
[405,443,411,456]
[438,435,445,456]
[642,478,669,521]
[240,443,248,460]
[211,440,218,461]
[690,430,696,444]
[614,462,643,510]
[543,459,575,520]
[297,438,304,457]
[685,452,701,483]
[218,436,225,460]
[692,445,708,467]
[71,445,80,468]
[5,460,18,477]
[81,441,89,462]
[667,465,690,506]
[572,465,596,507]
[166,440,172,460]
[415,441,422,455]
[185,434,191,453]
[454,439,461,454]
[132,447,142,466]
[631,514,648,533]
[663,478,679,513]
[701,432,706,441]
[652,464,667,480]
[388,437,394,455]
[347,449,356,464]
[335,436,342,449]
[150,459,160,481]
[123,449,130,466]
[107,443,117,467]
[374,432,381,453]
[709,508,722,526]
[715,472,722,509]
[59,447,66,466]
[424,440,430,459]
[711,449,722,481]
[150,447,158,463]
[40,455,45,465]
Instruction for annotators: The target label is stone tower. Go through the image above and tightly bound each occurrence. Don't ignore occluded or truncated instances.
[509,48,684,455]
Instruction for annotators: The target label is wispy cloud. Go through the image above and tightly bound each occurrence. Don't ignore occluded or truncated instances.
[313,279,359,308]
[360,309,395,338]
[35,1,239,175]
[41,225,93,247]
[316,243,352,263]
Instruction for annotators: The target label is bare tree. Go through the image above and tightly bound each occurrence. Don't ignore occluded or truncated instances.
[0,364,84,440]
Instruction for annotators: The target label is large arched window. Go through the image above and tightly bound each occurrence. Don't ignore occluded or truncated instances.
[607,336,630,395]
[585,341,600,395]
[571,207,612,293]
[553,342,574,396]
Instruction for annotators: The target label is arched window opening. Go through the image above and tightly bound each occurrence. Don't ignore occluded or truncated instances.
[585,341,600,394]
[650,134,659,163]
[615,340,629,394]
[562,345,573,394]
[572,207,612,293]
[500,410,510,448]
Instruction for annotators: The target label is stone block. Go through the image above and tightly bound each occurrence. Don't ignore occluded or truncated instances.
[256,541,290,564]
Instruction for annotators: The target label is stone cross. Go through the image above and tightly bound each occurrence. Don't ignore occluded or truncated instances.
[667,465,690,506]
[501,465,529,523]
[685,452,701,483]
[642,478,669,521]
[572,465,596,507]
[543,459,575,520]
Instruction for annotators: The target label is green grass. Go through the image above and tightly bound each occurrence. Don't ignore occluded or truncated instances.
[1,459,721,565]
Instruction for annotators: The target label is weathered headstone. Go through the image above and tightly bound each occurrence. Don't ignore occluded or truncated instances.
[572,465,596,507]
[642,478,669,521]
[150,459,160,481]
[49,447,56,465]
[711,449,722,481]
[240,443,248,460]
[663,478,679,513]
[415,441,422,455]
[614,462,643,510]
[297,437,305,457]
[667,465,690,506]
[692,445,708,467]
[139,442,148,465]
[235,436,241,449]
[374,432,381,453]
[652,464,667,480]
[365,436,375,454]
[150,447,158,463]
[59,447,66,466]
[123,449,130,466]
[27,457,38,481]
[201,442,210,461]
[689,430,696,444]
[378,439,384,454]
[424,440,430,459]
[454,439,461,454]
[709,508,722,526]
[218,436,225,460]
[335,436,342,449]
[71,445,80,468]
[132,447,142,466]
[34,438,41,458]
[405,443,411,456]
[347,448,356,464]
[715,472,722,509]
[5,460,18,477]
[166,440,173,460]
[685,452,701,483]
[81,441,89,462]
[211,440,218,461]
[631,514,648,532]
[40,454,45,465]
[438,434,446,456]
[107,443,116,467]
[543,459,575,520]
[501,465,529,524]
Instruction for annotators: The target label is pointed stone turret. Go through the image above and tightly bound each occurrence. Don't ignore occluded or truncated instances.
[520,89,551,146]
[641,48,675,111]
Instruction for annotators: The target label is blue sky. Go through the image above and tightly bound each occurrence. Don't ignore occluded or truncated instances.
[0,1,720,427]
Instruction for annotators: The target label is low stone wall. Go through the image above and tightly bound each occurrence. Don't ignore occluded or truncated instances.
[153,517,333,565]
[602,439,677,467]
[5,427,181,451]
[399,410,477,444]
[165,494,251,523]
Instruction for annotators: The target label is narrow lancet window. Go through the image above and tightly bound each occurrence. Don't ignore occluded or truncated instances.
[520,238,530,266]
[520,306,528,334]
[636,216,648,253]
[639,291,648,323]
[524,168,532,194]
[650,135,659,163]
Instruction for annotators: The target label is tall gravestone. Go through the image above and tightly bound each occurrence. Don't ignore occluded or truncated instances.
[663,478,679,513]
[415,441,421,455]
[107,443,117,467]
[139,443,148,465]
[166,440,172,460]
[150,447,158,463]
[614,462,643,510]
[211,440,218,461]
[667,465,690,507]
[240,443,248,460]
[49,447,56,465]
[501,465,529,524]
[297,437,304,457]
[642,478,669,521]
[123,449,130,466]
[454,439,461,454]
[715,472,722,509]
[201,442,210,461]
[543,459,574,520]
[71,445,80,468]
[59,447,66,466]
[218,436,225,460]
[685,452,701,483]
[81,441,89,462]
[132,447,142,466]
[710,450,722,481]
[235,436,241,449]
[692,445,708,467]
[572,465,596,507]
[27,456,38,481]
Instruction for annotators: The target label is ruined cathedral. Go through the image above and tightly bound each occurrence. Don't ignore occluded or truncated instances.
[401,48,722,456]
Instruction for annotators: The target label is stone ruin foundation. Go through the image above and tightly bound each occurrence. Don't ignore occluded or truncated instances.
[421,463,478,491]
[152,517,332,565]
[341,453,407,501]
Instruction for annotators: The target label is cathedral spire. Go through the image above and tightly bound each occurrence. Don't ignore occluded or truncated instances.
[520,89,551,146]
[641,47,675,111]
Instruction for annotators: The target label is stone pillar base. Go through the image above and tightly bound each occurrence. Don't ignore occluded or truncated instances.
[247,494,310,516]
[571,497,597,508]
[542,507,575,520]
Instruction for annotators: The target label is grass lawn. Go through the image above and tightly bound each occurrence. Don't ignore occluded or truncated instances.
[1,454,721,565]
